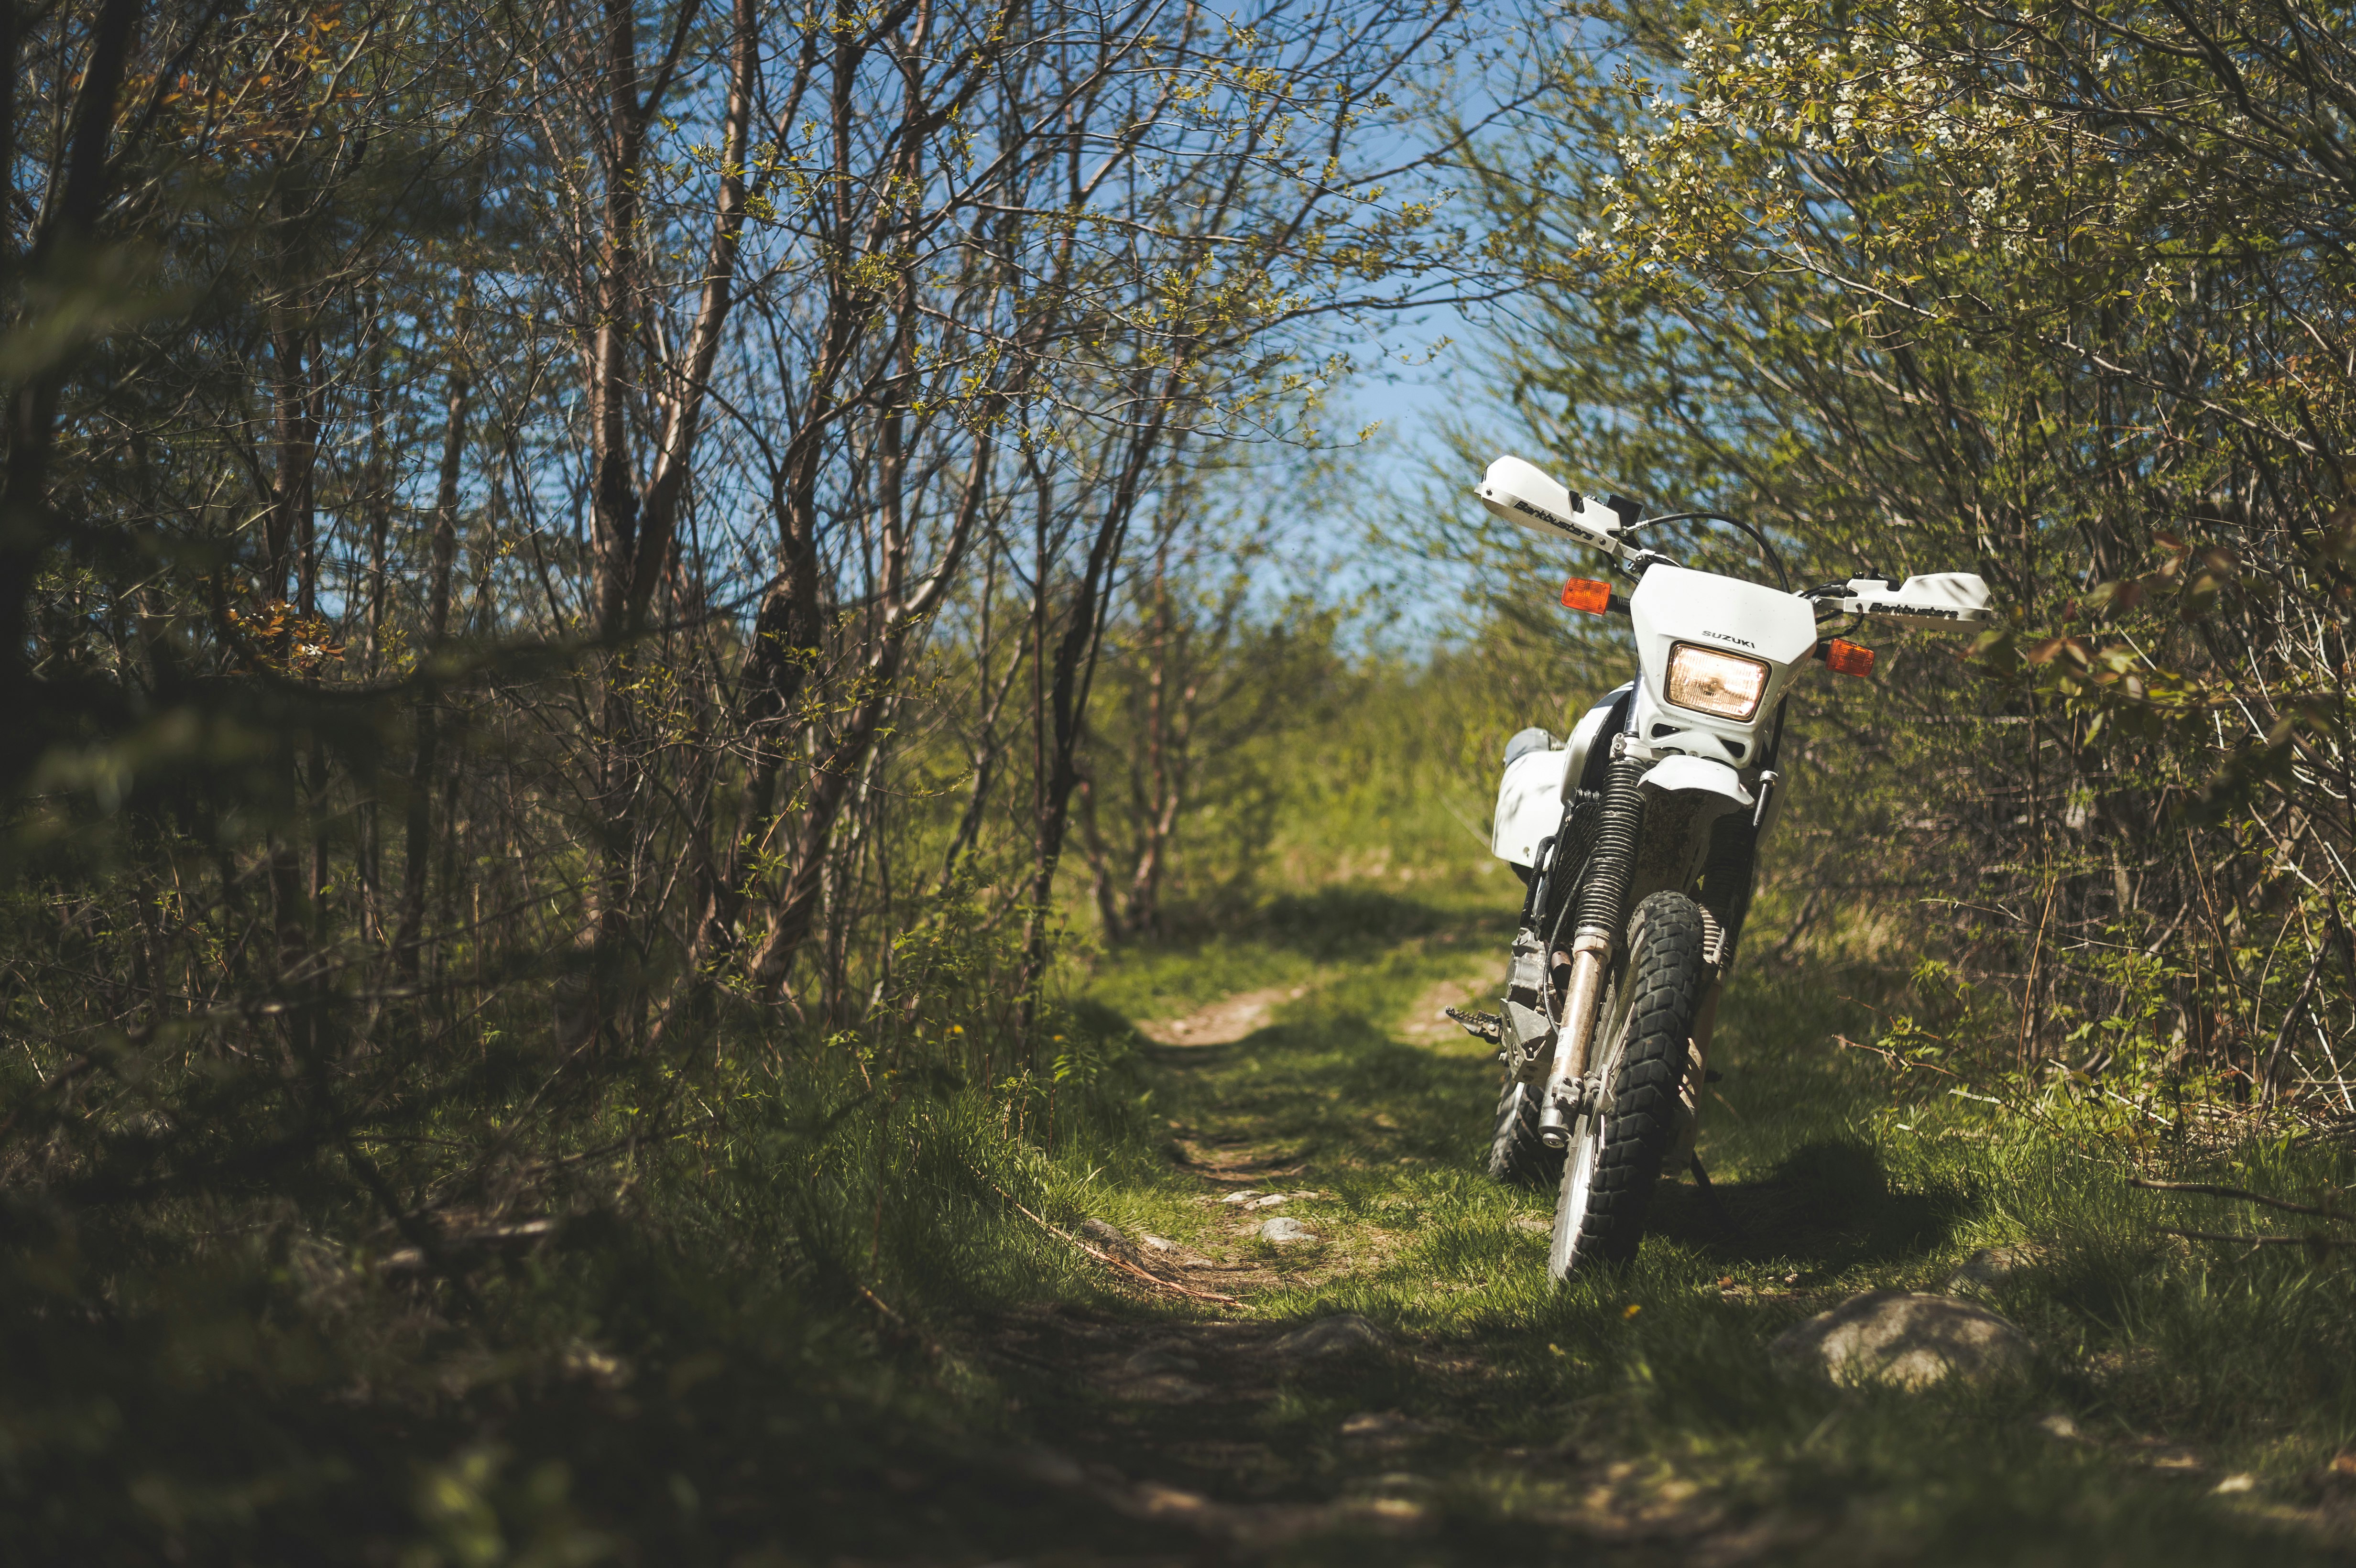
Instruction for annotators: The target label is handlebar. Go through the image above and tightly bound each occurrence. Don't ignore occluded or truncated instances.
[1477,454,1993,630]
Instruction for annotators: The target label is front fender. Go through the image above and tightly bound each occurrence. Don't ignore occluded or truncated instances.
[1636,754,1752,821]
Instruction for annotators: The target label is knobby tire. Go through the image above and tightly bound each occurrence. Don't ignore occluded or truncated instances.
[1549,890,1707,1278]
[1488,1077,1564,1188]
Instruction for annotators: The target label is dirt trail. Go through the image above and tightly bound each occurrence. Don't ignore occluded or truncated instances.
[981,1288,1763,1560]
[1134,984,1310,1046]
[948,917,2356,1565]
[961,969,1779,1564]
[1398,967,1504,1045]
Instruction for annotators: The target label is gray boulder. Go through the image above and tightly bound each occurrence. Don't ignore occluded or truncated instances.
[1770,1290,2033,1390]
[1257,1215,1319,1244]
[1078,1218,1139,1258]
[1272,1314,1387,1357]
[1944,1244,2048,1294]
[1135,1233,1216,1269]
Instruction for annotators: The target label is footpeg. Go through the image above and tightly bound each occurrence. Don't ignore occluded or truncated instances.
[1448,1007,1503,1045]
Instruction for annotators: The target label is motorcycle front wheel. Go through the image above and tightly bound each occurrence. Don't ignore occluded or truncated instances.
[1548,890,1708,1280]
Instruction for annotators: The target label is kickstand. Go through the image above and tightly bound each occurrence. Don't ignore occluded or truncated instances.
[1689,1153,1742,1240]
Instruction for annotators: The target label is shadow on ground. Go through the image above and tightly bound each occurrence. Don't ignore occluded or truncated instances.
[939,904,2344,1567]
[1650,1137,1979,1274]
[1151,1011,1501,1171]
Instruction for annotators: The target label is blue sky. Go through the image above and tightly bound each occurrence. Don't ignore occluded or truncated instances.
[1264,297,1524,643]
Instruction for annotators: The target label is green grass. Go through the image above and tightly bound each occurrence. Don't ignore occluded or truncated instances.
[986,855,2356,1564]
[17,853,2356,1563]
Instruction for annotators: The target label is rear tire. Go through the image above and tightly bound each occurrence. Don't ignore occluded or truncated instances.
[1488,1078,1564,1188]
[1548,891,1708,1278]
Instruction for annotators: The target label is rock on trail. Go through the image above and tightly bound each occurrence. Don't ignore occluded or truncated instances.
[1944,1243,2049,1293]
[1771,1290,2033,1389]
[1258,1216,1320,1244]
[1272,1314,1387,1357]
[1134,1231,1217,1269]
[1077,1218,1137,1253]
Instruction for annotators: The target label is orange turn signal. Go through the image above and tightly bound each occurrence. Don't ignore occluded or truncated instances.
[1562,577,1612,614]
[1822,639,1876,677]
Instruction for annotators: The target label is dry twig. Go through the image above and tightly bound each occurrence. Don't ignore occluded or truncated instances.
[2129,1176,2353,1224]
[2161,1226,2356,1252]
[971,1167,1240,1307]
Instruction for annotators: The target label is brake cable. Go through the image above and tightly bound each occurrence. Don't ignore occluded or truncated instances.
[1621,511,1790,591]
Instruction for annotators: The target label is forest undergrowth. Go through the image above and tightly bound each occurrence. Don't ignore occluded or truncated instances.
[18,803,2356,1566]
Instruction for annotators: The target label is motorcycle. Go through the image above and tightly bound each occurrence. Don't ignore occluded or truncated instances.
[1453,455,1994,1280]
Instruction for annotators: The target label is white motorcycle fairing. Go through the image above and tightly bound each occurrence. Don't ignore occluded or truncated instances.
[1493,745,1571,868]
[1487,562,1814,874]
[1627,565,1818,770]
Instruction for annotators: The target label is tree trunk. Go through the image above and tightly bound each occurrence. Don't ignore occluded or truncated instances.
[357,296,390,943]
[742,437,993,999]
[574,0,757,1041]
[0,0,140,794]
[395,370,468,980]
[1017,403,1181,1016]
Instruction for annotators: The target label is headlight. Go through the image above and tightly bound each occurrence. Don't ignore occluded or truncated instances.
[1665,642,1768,720]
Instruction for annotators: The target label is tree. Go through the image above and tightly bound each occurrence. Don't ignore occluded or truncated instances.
[1461,0,2356,1093]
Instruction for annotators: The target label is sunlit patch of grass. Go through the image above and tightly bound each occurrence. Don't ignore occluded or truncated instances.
[1018,871,2356,1561]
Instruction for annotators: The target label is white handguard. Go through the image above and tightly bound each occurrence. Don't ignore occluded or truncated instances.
[1474,455,1631,559]
[1834,571,1994,630]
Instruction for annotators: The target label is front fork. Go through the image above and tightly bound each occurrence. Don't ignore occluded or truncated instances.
[1533,746,1648,1148]
[1534,932,1613,1148]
